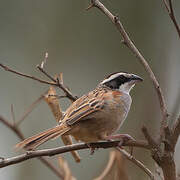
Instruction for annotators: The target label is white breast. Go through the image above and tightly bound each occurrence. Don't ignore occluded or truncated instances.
[106,92,132,134]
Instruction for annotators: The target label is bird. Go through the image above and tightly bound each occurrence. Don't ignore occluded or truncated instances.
[15,72,143,151]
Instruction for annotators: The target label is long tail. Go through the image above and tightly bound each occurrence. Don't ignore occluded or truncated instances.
[15,124,70,150]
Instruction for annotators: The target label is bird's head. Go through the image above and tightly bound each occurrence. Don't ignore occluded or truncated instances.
[99,72,143,94]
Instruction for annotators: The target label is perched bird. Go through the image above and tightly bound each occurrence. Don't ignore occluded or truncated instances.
[16,72,143,150]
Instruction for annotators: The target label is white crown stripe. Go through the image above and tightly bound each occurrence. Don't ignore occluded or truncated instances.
[101,72,126,84]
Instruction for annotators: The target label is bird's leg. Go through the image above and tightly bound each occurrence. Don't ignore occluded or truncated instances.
[105,134,135,151]
[106,134,134,145]
[86,143,97,155]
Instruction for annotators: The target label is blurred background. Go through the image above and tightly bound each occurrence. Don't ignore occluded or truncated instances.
[0,0,180,179]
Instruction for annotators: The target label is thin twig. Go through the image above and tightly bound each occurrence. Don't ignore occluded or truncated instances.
[166,0,180,38]
[0,115,24,140]
[88,0,168,143]
[10,104,16,125]
[162,0,180,38]
[162,0,170,12]
[0,115,64,179]
[16,92,46,126]
[172,115,180,149]
[37,64,56,83]
[0,63,56,86]
[37,64,78,102]
[116,147,155,180]
[40,52,48,69]
[37,52,55,82]
[0,63,77,101]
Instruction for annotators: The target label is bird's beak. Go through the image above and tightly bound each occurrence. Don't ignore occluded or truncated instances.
[131,75,143,83]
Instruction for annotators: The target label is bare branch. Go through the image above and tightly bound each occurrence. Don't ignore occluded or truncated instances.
[0,140,150,168]
[36,63,78,102]
[116,147,155,180]
[40,52,48,69]
[162,0,170,12]
[0,115,24,140]
[161,155,176,180]
[0,115,64,179]
[0,63,77,101]
[88,0,168,142]
[37,64,57,83]
[172,115,180,149]
[168,0,180,38]
[0,63,56,86]
[16,92,46,126]
[142,125,178,180]
[10,104,16,125]
[162,0,180,38]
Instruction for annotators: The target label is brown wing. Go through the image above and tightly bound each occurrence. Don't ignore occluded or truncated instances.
[62,88,105,126]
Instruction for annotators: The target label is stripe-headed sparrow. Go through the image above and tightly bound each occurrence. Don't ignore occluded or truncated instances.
[16,72,143,150]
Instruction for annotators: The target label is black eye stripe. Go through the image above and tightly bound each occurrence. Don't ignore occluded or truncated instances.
[103,75,130,90]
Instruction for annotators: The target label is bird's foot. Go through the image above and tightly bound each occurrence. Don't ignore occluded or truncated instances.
[106,134,134,154]
[86,143,98,155]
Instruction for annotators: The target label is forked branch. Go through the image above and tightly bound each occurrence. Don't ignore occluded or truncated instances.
[0,63,77,101]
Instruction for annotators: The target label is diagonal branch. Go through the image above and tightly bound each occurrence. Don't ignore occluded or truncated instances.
[36,64,78,102]
[16,92,46,126]
[162,0,170,12]
[88,0,168,142]
[171,115,180,149]
[116,148,155,180]
[162,0,180,38]
[168,0,180,38]
[86,1,180,179]
[0,115,24,140]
